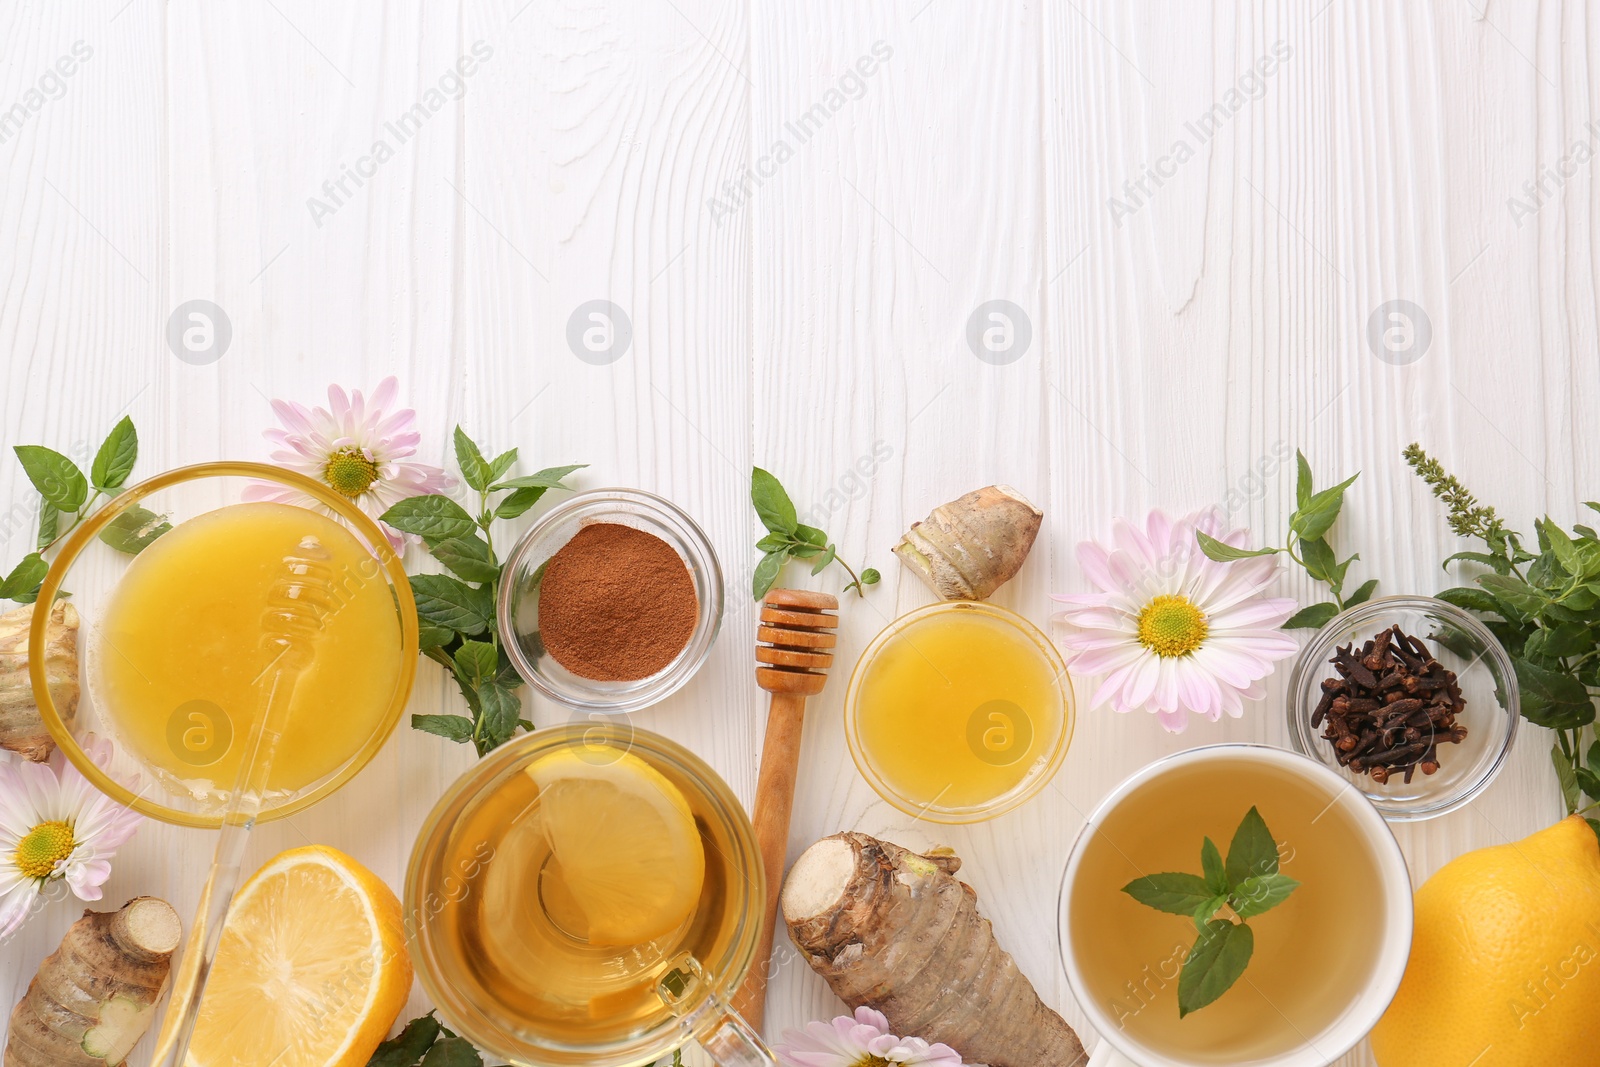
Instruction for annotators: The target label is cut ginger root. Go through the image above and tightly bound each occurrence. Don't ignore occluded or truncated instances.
[783,832,1086,1067]
[5,896,182,1067]
[893,485,1042,601]
[0,599,80,762]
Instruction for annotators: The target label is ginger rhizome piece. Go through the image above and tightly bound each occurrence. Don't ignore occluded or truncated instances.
[893,485,1042,601]
[6,896,181,1066]
[0,600,80,762]
[783,832,1085,1067]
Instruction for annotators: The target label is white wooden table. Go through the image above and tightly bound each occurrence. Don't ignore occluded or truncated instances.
[1,2,1590,1064]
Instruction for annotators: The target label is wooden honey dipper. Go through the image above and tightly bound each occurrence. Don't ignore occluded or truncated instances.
[731,588,839,1030]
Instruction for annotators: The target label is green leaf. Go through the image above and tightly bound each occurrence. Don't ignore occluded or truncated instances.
[1479,574,1549,616]
[1589,818,1600,845]
[1121,872,1215,916]
[429,535,500,584]
[1200,837,1227,894]
[1443,549,1512,575]
[1226,806,1279,885]
[382,496,477,541]
[14,445,88,512]
[453,427,492,492]
[421,1036,483,1067]
[1345,578,1379,607]
[1578,767,1600,803]
[1589,739,1600,770]
[1540,622,1593,659]
[0,553,49,601]
[454,641,498,688]
[810,544,838,575]
[411,715,476,744]
[1178,920,1254,1017]
[1190,894,1228,931]
[755,533,790,552]
[491,464,587,492]
[90,416,138,490]
[1298,536,1338,587]
[476,682,521,752]
[794,524,828,547]
[1514,656,1595,730]
[409,574,494,635]
[1230,872,1300,919]
[752,549,787,600]
[1290,471,1359,543]
[860,567,881,585]
[487,448,518,484]
[35,502,58,551]
[751,467,798,534]
[1196,531,1279,563]
[1295,450,1312,510]
[1553,744,1581,814]
[369,1013,444,1067]
[1545,518,1582,577]
[97,505,171,554]
[496,487,546,520]
[418,625,455,649]
[1435,586,1502,615]
[788,543,823,560]
[1283,602,1339,630]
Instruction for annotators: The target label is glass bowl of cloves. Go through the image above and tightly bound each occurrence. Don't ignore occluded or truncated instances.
[1286,595,1520,821]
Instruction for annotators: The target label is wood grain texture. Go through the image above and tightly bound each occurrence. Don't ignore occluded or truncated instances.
[0,1,1595,1064]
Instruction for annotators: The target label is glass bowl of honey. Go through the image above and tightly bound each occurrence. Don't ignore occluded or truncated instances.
[30,461,418,828]
[843,600,1074,823]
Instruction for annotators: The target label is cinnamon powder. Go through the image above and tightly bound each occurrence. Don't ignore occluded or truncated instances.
[537,522,699,681]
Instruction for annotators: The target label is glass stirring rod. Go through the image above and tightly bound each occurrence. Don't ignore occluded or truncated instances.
[150,538,338,1067]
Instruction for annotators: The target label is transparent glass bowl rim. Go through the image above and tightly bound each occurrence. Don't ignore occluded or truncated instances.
[496,487,725,714]
[403,722,766,1064]
[30,460,420,829]
[1284,593,1520,821]
[843,599,1075,824]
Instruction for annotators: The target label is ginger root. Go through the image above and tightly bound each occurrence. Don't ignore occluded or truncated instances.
[893,485,1042,601]
[5,897,181,1067]
[0,600,80,762]
[783,832,1085,1067]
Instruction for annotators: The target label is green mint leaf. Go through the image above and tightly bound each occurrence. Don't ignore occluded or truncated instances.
[1298,536,1338,586]
[487,447,518,485]
[1294,450,1312,510]
[1541,622,1593,659]
[1344,578,1379,607]
[382,495,477,541]
[496,486,546,519]
[14,445,88,512]
[1434,586,1501,615]
[1196,531,1278,563]
[454,641,498,688]
[1200,837,1227,894]
[793,523,828,547]
[421,1036,483,1067]
[1226,806,1279,885]
[1478,574,1548,616]
[1442,550,1512,575]
[411,715,476,744]
[1230,872,1300,918]
[1577,766,1600,803]
[476,682,521,753]
[1589,739,1600,770]
[1121,872,1215,916]
[1178,920,1254,1017]
[752,549,787,600]
[1190,894,1228,931]
[98,505,172,554]
[454,427,492,492]
[1552,745,1581,814]
[418,625,455,650]
[751,467,798,534]
[90,416,138,490]
[368,1012,444,1066]
[861,567,880,584]
[810,543,838,576]
[1283,602,1339,630]
[1290,471,1359,542]
[755,533,790,552]
[0,553,49,601]
[35,501,57,551]
[429,535,500,584]
[491,464,587,492]
[788,543,823,559]
[1513,656,1595,730]
[409,574,494,635]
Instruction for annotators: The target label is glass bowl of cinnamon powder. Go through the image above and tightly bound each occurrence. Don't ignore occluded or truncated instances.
[498,488,725,713]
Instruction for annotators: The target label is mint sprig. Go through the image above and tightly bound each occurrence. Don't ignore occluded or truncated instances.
[367,1012,481,1066]
[381,426,583,757]
[750,466,878,599]
[1196,450,1378,629]
[1122,806,1299,1017]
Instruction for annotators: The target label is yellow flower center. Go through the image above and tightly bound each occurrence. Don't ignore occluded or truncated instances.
[1137,594,1208,657]
[323,447,379,498]
[15,820,75,880]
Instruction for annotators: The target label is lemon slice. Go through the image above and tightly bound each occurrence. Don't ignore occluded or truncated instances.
[185,846,411,1067]
[527,748,706,946]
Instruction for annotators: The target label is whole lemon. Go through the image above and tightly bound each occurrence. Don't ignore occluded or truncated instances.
[1371,816,1600,1066]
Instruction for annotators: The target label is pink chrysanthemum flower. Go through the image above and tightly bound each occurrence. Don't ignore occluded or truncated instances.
[0,736,144,938]
[245,376,453,547]
[776,1006,965,1067]
[1053,508,1298,733]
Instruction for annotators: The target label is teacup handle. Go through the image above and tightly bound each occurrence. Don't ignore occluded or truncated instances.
[658,953,777,1067]
[1089,1038,1139,1067]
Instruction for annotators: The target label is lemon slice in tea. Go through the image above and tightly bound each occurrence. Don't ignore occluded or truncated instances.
[526,748,706,946]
